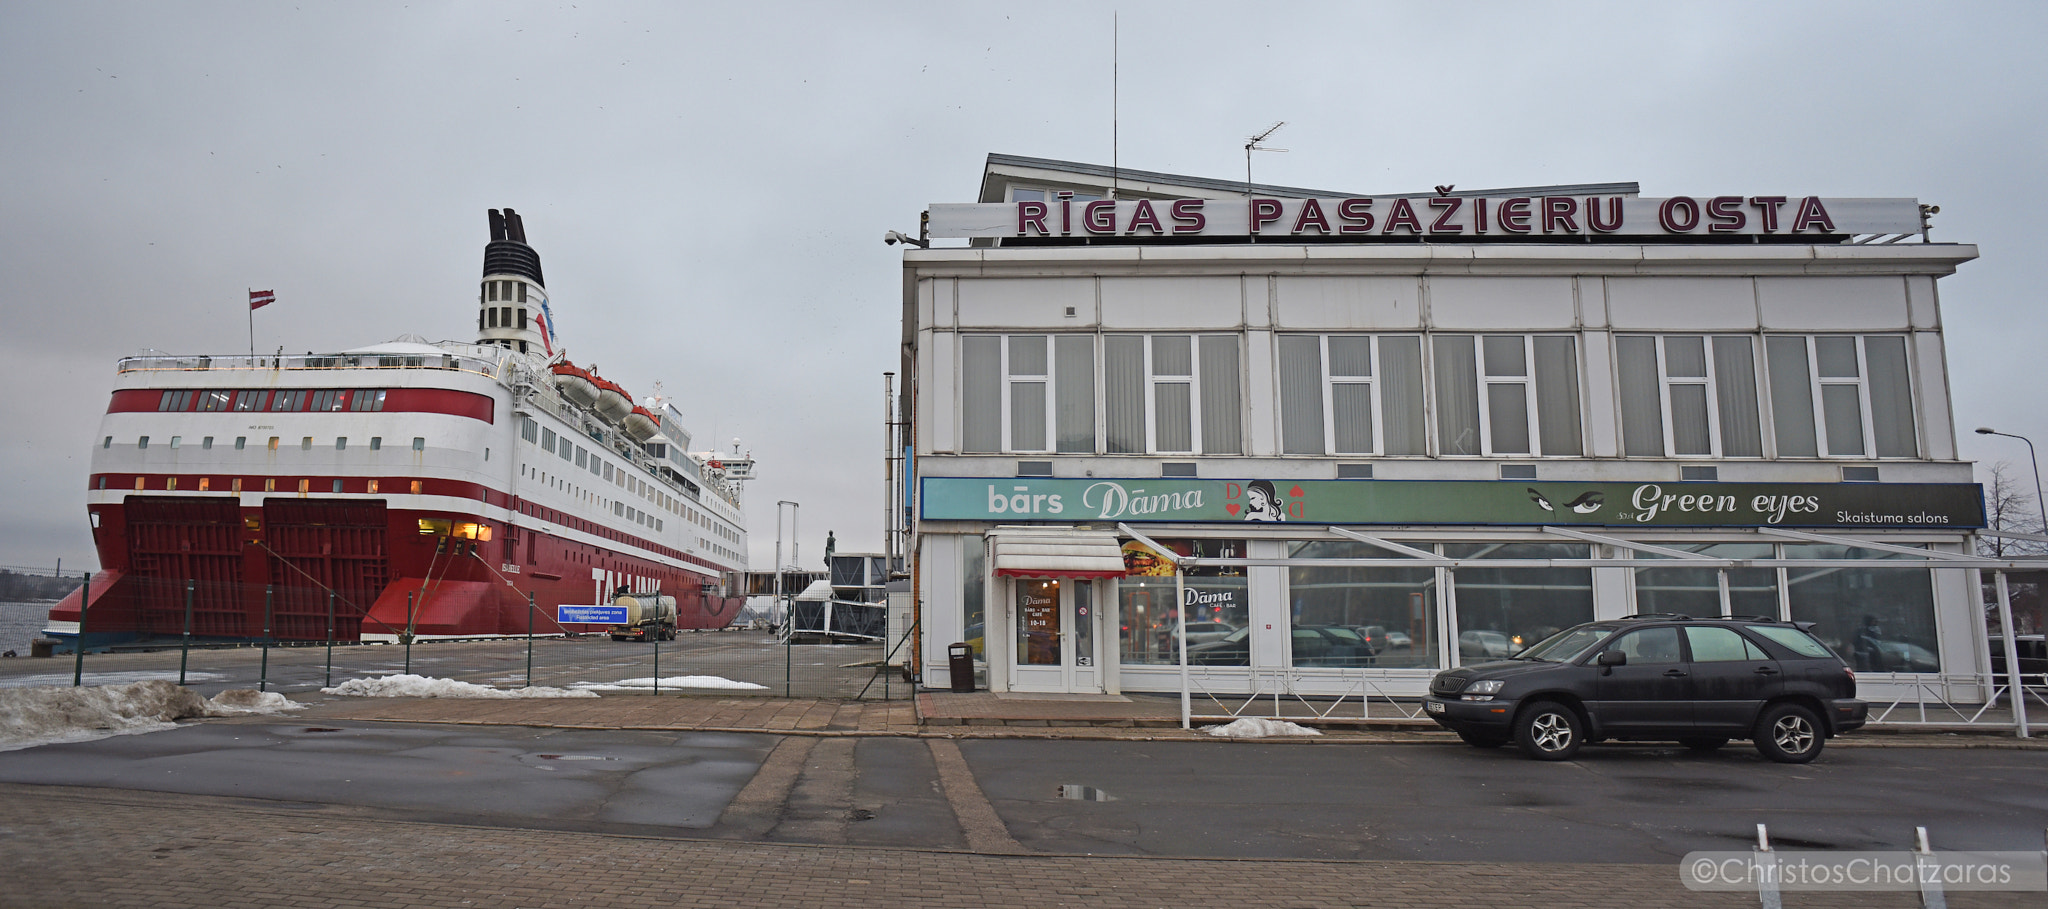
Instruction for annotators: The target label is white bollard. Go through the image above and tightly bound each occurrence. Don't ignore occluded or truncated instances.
[1755,823,1781,909]
[1916,826,1947,909]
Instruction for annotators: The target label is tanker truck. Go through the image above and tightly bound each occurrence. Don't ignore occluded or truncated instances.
[607,590,678,642]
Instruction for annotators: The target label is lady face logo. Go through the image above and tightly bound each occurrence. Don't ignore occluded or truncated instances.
[1229,479,1304,521]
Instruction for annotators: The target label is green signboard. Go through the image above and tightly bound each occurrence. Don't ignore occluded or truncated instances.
[919,477,1985,530]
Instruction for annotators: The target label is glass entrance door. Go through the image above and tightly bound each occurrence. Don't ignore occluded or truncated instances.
[1009,578,1101,692]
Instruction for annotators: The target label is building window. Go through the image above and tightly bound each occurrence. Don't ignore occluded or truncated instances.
[1765,335,1916,458]
[1784,543,1937,672]
[198,390,231,412]
[1286,539,1439,669]
[1630,542,1778,617]
[1448,542,1594,664]
[1119,539,1248,666]
[1617,335,1763,458]
[963,333,1238,455]
[1279,334,1428,455]
[1434,335,1583,457]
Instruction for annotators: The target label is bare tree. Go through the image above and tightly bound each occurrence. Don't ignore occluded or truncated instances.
[1979,460,2046,558]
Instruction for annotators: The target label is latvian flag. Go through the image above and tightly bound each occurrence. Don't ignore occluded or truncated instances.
[249,289,276,310]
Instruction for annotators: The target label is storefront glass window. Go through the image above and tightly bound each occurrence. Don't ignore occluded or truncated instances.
[1783,543,1939,672]
[1285,539,1439,669]
[1446,542,1594,664]
[1119,539,1248,666]
[962,538,986,665]
[1631,542,1778,617]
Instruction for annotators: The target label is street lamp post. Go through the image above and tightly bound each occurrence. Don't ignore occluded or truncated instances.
[1975,427,2048,535]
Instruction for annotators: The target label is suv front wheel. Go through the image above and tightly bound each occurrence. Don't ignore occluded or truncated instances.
[1754,703,1824,764]
[1515,701,1583,761]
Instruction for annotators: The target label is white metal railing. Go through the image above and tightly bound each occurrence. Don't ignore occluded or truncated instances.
[1185,668,1430,723]
[1864,670,2046,731]
[117,352,505,379]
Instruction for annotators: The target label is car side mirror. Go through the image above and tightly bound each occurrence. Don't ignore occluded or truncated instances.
[1597,650,1627,667]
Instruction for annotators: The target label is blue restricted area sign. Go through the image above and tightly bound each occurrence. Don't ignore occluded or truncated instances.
[557,605,627,625]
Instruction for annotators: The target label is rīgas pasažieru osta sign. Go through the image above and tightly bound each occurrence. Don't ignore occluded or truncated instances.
[919,477,1986,530]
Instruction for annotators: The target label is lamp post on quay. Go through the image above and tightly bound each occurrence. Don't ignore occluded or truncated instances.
[1975,427,2048,536]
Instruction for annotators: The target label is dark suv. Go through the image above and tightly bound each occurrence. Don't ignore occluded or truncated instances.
[1424,615,1867,763]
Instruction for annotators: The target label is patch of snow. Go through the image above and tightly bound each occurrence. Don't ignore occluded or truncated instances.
[321,674,598,699]
[1201,717,1323,738]
[572,676,768,691]
[0,681,302,751]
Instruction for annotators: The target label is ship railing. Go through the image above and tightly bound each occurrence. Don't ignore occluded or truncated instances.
[116,352,504,380]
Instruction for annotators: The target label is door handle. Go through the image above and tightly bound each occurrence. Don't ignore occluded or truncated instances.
[1663,669,1689,678]
[1754,666,1779,675]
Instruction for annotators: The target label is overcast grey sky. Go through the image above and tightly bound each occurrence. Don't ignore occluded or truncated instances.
[2,1,2044,573]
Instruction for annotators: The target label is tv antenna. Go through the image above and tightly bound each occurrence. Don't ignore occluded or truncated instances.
[1245,121,1287,194]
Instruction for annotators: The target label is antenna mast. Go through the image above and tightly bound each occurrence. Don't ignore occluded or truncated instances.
[1244,121,1288,195]
[1111,12,1119,199]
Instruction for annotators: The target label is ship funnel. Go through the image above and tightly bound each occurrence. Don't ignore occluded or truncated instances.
[477,208,550,356]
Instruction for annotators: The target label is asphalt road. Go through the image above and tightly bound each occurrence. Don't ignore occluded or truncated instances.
[0,720,2040,864]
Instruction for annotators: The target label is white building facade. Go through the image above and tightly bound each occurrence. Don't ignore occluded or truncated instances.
[901,155,1990,707]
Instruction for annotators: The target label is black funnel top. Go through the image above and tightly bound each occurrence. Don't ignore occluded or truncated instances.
[483,208,544,287]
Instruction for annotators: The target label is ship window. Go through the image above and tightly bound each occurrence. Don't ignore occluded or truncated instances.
[166,478,177,490]
[478,310,486,331]
[138,436,149,449]
[264,478,276,492]
[235,436,247,450]
[336,437,347,450]
[558,437,573,461]
[333,480,343,493]
[202,437,213,450]
[232,478,242,493]
[351,390,385,412]
[199,390,231,412]
[169,436,181,449]
[410,480,422,494]
[603,463,614,481]
[135,477,145,490]
[367,479,379,494]
[541,426,555,448]
[517,308,528,329]
[575,446,588,468]
[413,437,425,451]
[519,341,528,353]
[488,307,500,328]
[96,476,105,489]
[103,436,111,449]
[271,390,306,411]
[158,390,195,411]
[518,283,528,303]
[234,390,267,411]
[301,437,313,450]
[656,519,662,531]
[370,437,381,450]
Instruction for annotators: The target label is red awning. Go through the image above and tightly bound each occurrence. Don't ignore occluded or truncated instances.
[994,567,1125,580]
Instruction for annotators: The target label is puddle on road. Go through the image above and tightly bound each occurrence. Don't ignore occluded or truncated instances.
[536,754,618,761]
[1057,785,1115,801]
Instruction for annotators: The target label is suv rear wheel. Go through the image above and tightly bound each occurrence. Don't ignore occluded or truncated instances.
[1514,701,1583,761]
[1754,703,1824,763]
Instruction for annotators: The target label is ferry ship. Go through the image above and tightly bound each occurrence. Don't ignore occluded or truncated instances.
[44,209,752,648]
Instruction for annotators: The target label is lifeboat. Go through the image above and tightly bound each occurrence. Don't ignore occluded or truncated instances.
[551,362,599,407]
[593,377,633,422]
[622,405,659,441]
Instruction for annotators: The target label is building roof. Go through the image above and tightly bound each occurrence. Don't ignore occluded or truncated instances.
[980,153,1640,203]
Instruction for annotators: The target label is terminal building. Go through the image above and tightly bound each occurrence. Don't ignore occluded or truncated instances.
[897,154,2012,710]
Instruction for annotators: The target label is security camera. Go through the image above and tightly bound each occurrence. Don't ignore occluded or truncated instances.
[884,230,906,246]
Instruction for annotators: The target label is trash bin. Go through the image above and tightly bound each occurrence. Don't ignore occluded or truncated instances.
[947,642,975,693]
[30,638,56,658]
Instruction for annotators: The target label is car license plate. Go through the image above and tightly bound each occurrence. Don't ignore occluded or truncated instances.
[1426,700,1445,714]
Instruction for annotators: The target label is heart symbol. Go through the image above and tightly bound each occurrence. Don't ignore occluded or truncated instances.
[1225,503,1241,516]
[1289,485,1305,497]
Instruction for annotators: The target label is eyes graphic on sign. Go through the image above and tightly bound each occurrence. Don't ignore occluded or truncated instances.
[1528,488,1605,515]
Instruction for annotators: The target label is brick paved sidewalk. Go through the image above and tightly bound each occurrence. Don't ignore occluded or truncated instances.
[1,783,2013,909]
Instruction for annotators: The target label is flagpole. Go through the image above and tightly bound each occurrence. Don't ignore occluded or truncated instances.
[247,287,255,357]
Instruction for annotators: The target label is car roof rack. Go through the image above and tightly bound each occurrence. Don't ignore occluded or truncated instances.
[1726,615,1782,623]
[1620,613,1694,620]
